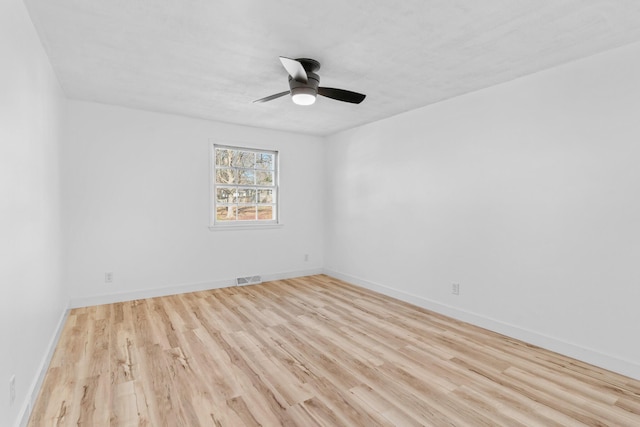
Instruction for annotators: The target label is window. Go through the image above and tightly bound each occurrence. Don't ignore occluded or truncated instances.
[211,144,278,227]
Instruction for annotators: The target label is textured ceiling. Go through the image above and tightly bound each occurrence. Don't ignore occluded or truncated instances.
[25,0,640,136]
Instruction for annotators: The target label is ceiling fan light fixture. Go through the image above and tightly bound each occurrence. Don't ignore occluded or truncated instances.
[291,87,316,106]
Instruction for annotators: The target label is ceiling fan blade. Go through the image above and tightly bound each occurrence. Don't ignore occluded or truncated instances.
[253,91,290,103]
[279,57,308,83]
[318,87,366,104]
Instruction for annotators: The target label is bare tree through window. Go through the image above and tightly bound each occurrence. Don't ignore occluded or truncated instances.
[213,145,277,225]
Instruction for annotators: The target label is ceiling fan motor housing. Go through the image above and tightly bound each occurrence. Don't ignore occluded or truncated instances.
[289,71,319,95]
[296,58,321,73]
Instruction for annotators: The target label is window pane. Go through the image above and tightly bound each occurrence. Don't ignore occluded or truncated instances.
[215,149,233,167]
[216,187,237,203]
[216,168,236,184]
[258,206,273,220]
[232,151,255,168]
[213,146,277,226]
[257,189,273,203]
[256,170,273,185]
[237,205,257,220]
[216,206,236,221]
[238,169,255,185]
[237,188,256,203]
[256,153,274,170]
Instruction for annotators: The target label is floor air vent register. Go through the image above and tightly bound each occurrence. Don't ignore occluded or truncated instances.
[236,275,262,286]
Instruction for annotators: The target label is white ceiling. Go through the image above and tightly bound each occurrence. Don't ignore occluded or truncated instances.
[25,0,640,136]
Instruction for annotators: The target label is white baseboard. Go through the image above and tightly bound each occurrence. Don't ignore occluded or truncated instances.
[68,268,325,308]
[323,268,640,381]
[15,305,70,427]
[69,278,234,308]
[262,268,324,283]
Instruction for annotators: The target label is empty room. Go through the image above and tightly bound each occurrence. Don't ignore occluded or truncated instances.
[3,0,640,426]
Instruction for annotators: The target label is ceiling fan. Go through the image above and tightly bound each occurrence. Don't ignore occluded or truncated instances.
[254,57,366,106]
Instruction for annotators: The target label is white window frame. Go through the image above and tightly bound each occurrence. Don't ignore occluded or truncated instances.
[209,143,281,230]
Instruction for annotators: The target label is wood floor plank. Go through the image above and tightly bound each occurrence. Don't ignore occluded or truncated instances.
[28,274,640,426]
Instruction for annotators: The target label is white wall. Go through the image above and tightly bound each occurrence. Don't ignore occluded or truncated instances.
[62,101,324,306]
[0,1,68,426]
[324,41,640,379]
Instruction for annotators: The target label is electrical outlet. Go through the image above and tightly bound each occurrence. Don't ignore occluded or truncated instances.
[105,272,113,283]
[9,375,15,406]
[452,283,460,295]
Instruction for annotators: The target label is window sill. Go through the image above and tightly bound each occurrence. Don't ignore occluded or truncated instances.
[208,223,284,231]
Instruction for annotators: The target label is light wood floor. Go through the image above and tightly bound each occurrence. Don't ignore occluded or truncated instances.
[29,275,640,426]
